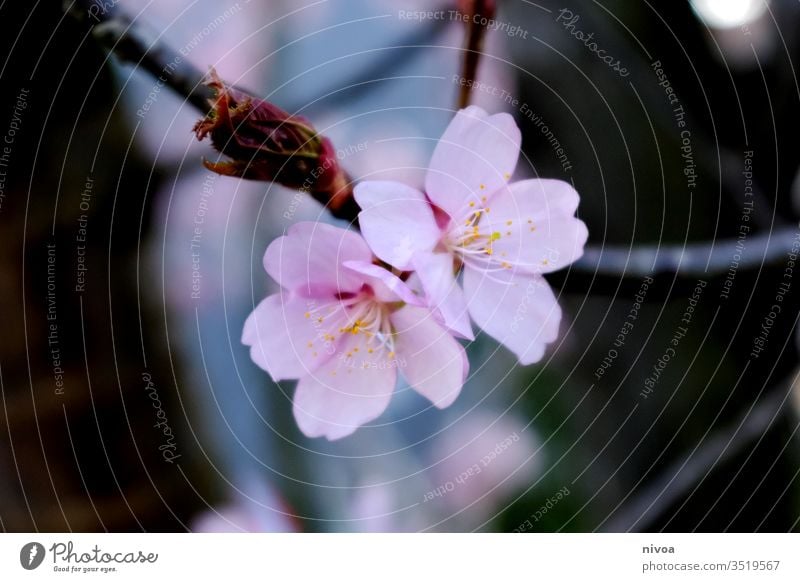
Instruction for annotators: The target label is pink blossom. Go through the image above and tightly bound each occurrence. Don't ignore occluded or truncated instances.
[354,106,588,364]
[242,222,467,440]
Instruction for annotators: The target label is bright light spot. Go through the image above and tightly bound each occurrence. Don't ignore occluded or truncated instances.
[690,0,768,29]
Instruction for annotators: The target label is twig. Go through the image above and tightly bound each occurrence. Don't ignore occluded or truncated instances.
[67,0,213,112]
[601,377,795,532]
[457,0,495,108]
[574,224,799,277]
[67,0,450,117]
[66,1,800,280]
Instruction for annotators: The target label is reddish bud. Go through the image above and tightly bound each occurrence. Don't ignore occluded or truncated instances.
[194,69,356,218]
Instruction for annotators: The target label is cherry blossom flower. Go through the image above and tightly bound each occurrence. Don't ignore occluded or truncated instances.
[242,222,467,440]
[354,106,588,364]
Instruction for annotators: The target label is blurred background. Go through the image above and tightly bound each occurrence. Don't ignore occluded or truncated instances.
[1,0,799,532]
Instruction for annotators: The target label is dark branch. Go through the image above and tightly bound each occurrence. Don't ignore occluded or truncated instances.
[67,0,213,112]
[458,0,495,108]
[66,0,800,280]
[601,376,796,532]
[574,225,799,277]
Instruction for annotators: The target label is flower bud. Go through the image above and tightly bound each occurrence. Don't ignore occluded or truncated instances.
[193,69,356,218]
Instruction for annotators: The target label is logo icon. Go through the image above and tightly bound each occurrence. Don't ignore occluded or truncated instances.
[19,542,45,570]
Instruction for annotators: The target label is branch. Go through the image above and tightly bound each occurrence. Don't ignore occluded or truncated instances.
[67,1,799,280]
[601,375,796,532]
[67,0,450,117]
[67,0,214,112]
[574,225,799,277]
[457,0,495,108]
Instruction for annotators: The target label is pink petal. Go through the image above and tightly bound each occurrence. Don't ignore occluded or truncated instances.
[463,267,561,365]
[391,306,467,409]
[242,294,342,381]
[354,181,441,269]
[293,335,397,440]
[342,260,424,306]
[425,106,521,221]
[483,179,588,274]
[412,251,474,340]
[263,222,371,296]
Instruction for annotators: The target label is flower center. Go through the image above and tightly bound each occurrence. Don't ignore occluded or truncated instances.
[304,293,397,365]
[444,206,513,275]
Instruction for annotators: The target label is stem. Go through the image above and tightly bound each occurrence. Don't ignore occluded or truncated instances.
[573,225,799,277]
[458,0,495,108]
[601,374,796,532]
[67,1,800,279]
[68,0,213,113]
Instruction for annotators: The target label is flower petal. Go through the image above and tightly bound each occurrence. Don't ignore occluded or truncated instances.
[263,222,371,295]
[463,267,561,365]
[293,335,397,440]
[242,294,341,381]
[412,251,474,340]
[483,179,588,274]
[354,181,441,269]
[425,106,521,221]
[342,260,424,306]
[391,306,467,409]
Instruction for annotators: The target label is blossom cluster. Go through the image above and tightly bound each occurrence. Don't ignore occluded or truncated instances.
[241,106,588,440]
